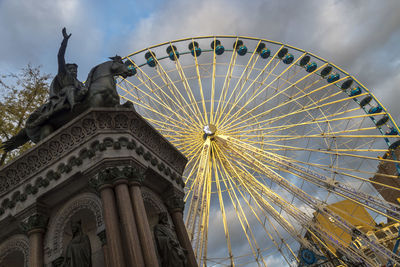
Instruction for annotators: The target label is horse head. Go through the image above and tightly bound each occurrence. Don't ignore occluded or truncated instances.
[109,55,135,79]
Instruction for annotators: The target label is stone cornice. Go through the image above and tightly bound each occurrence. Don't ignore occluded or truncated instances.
[0,108,187,197]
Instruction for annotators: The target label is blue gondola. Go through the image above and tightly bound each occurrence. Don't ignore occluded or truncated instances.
[124,60,137,75]
[368,106,383,114]
[341,79,353,90]
[350,87,362,96]
[327,73,340,83]
[299,55,310,67]
[283,54,294,64]
[189,41,201,57]
[145,51,157,67]
[166,45,179,61]
[211,40,224,55]
[234,40,247,56]
[306,62,317,73]
[260,49,271,59]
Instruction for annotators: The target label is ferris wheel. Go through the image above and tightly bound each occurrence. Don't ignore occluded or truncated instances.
[117,36,400,266]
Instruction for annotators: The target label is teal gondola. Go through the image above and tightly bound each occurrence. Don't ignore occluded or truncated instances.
[166,45,179,61]
[211,40,224,55]
[327,73,340,83]
[189,41,201,57]
[305,62,317,73]
[368,106,383,114]
[234,40,247,56]
[124,60,137,75]
[145,51,157,67]
[350,87,362,96]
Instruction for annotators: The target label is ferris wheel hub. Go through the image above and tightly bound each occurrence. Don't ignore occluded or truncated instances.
[203,124,217,139]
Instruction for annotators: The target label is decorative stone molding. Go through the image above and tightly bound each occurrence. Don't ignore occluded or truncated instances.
[97,230,107,246]
[0,108,187,197]
[44,192,103,261]
[20,213,48,233]
[0,234,29,267]
[0,134,185,219]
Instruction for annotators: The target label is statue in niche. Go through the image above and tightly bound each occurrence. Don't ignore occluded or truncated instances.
[154,212,187,267]
[62,220,92,267]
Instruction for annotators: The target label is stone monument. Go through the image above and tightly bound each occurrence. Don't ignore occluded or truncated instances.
[0,28,198,267]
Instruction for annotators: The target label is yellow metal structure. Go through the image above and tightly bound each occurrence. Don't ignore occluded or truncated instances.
[117,36,400,266]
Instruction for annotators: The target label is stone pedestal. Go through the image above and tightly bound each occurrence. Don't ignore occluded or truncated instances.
[0,108,196,267]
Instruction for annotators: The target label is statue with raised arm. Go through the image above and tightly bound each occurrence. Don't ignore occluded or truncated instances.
[49,27,87,112]
[0,27,135,152]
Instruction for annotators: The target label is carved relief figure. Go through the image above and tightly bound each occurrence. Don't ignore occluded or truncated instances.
[154,212,187,267]
[62,220,92,267]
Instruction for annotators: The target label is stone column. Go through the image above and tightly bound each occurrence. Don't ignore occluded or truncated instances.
[21,214,48,267]
[127,167,159,267]
[97,230,110,267]
[166,190,198,267]
[113,171,145,267]
[98,184,126,267]
[93,168,127,267]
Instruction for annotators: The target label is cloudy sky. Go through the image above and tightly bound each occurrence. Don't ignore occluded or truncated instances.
[2,0,400,265]
[1,0,400,121]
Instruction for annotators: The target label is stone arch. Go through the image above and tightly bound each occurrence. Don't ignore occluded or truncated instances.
[0,234,29,267]
[141,186,170,228]
[44,192,104,262]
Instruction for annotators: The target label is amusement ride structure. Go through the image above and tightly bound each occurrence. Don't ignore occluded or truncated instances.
[116,36,400,266]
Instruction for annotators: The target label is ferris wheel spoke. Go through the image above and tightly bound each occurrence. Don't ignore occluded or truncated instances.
[215,40,263,127]
[144,56,205,128]
[223,135,400,225]
[213,37,240,125]
[219,61,329,130]
[215,144,328,261]
[224,77,355,133]
[170,46,209,127]
[185,139,212,243]
[191,39,209,125]
[215,150,297,265]
[213,145,267,266]
[210,144,235,266]
[224,91,368,134]
[223,143,395,264]
[117,79,198,132]
[219,50,307,130]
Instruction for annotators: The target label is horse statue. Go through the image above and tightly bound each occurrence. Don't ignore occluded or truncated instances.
[1,55,135,152]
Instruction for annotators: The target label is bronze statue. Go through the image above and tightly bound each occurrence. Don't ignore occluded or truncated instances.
[154,212,187,267]
[1,28,135,152]
[62,220,92,267]
[49,28,87,113]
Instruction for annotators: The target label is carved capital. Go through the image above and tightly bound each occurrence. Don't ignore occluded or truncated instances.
[20,213,48,234]
[123,166,145,186]
[91,167,126,190]
[97,230,107,246]
[165,189,185,213]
